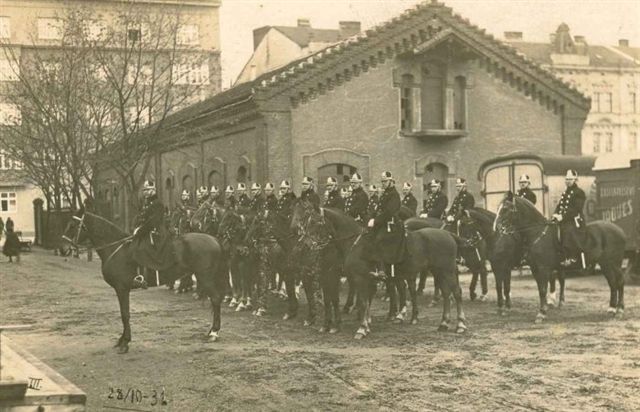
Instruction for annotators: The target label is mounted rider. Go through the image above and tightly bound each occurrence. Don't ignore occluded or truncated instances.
[236,183,251,209]
[171,189,195,235]
[131,180,175,288]
[276,180,297,220]
[420,179,448,219]
[323,176,344,210]
[196,186,209,206]
[401,182,418,216]
[300,176,320,210]
[366,171,405,277]
[552,169,587,268]
[344,173,369,224]
[224,185,237,209]
[209,185,224,207]
[517,174,537,204]
[263,183,278,212]
[446,178,475,224]
[249,183,265,213]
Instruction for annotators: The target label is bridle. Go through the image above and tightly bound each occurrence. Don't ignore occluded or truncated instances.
[494,200,554,246]
[61,213,87,252]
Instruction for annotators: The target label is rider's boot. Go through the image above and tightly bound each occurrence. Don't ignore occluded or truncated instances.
[131,268,148,290]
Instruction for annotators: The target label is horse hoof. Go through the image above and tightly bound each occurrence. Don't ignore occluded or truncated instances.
[208,331,219,341]
[410,318,418,325]
[606,307,617,315]
[319,326,327,333]
[282,313,292,321]
[479,294,488,302]
[329,327,339,334]
[117,345,129,355]
[354,333,365,340]
[456,325,467,334]
[229,298,238,308]
[534,314,546,324]
[303,320,313,327]
[615,309,624,319]
[469,293,477,301]
[255,308,266,317]
[437,324,449,332]
[393,315,404,324]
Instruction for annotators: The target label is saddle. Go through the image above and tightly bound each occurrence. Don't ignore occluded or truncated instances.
[130,229,179,272]
[364,218,407,265]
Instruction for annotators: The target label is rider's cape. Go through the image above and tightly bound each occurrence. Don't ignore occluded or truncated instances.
[366,186,406,264]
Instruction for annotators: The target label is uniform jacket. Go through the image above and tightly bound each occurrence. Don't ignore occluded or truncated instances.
[276,192,297,220]
[225,196,237,210]
[249,193,265,213]
[264,194,278,212]
[422,191,448,219]
[555,184,586,225]
[401,193,418,215]
[373,186,401,229]
[237,193,251,209]
[324,189,344,211]
[301,189,320,210]
[368,194,379,218]
[135,194,165,237]
[345,187,369,222]
[517,187,537,205]
[448,190,475,220]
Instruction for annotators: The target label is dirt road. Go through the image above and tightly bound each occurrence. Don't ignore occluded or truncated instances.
[1,249,638,411]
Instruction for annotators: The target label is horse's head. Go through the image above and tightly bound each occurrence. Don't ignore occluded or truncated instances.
[218,209,247,243]
[290,198,316,233]
[61,210,88,254]
[494,191,518,233]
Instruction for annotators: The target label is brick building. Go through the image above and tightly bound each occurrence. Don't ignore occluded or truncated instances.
[98,0,590,217]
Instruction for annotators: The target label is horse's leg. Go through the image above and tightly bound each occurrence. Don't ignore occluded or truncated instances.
[331,270,341,333]
[438,274,452,332]
[469,261,479,301]
[601,264,618,315]
[479,260,489,300]
[558,269,566,307]
[228,256,240,307]
[407,273,419,325]
[418,270,427,294]
[532,266,549,323]
[494,266,505,315]
[504,266,512,311]
[394,275,407,323]
[547,271,557,307]
[114,286,131,354]
[616,273,625,318]
[343,273,356,314]
[254,249,269,316]
[454,280,467,334]
[354,274,369,339]
[282,266,298,320]
[203,276,223,341]
[386,266,398,321]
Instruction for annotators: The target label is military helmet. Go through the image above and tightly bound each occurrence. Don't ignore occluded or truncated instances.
[265,182,275,191]
[380,171,393,181]
[143,180,155,190]
[225,185,234,194]
[519,174,531,184]
[403,182,412,190]
[280,180,291,189]
[368,184,377,192]
[565,169,578,179]
[455,178,467,187]
[350,173,363,183]
[209,185,219,194]
[429,179,441,188]
[302,176,313,184]
[237,183,246,191]
[326,176,337,185]
[181,189,191,200]
[251,182,261,190]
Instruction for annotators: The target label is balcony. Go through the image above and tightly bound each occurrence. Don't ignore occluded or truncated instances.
[400,128,468,139]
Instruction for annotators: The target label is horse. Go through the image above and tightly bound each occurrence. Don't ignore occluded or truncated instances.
[291,202,343,332]
[405,216,444,302]
[217,207,256,310]
[167,206,199,294]
[494,193,627,322]
[292,203,466,339]
[61,211,227,354]
[245,207,300,320]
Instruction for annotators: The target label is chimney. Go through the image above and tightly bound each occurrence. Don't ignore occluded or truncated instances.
[297,18,311,28]
[619,39,629,47]
[503,31,523,41]
[339,21,361,39]
[574,35,586,43]
[549,33,556,43]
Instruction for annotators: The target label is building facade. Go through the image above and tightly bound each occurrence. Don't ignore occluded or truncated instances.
[98,1,590,220]
[0,0,222,239]
[505,24,640,156]
[235,18,361,85]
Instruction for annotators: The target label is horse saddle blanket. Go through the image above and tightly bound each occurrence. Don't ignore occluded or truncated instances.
[364,225,407,265]
[130,231,178,271]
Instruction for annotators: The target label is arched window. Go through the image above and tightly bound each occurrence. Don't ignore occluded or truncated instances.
[400,74,417,132]
[182,175,193,195]
[453,76,466,130]
[236,166,247,183]
[318,163,357,191]
[421,63,444,129]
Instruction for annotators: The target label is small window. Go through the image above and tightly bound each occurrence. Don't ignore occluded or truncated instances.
[453,76,466,130]
[37,18,63,40]
[605,132,613,153]
[0,103,21,125]
[0,191,17,213]
[0,16,10,39]
[236,166,247,183]
[128,28,141,42]
[592,132,601,153]
[177,24,199,46]
[172,59,209,85]
[630,92,637,114]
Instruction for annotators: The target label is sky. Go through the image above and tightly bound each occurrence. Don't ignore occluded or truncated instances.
[218,0,640,86]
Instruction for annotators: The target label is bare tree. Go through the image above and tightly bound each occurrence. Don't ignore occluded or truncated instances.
[1,3,214,226]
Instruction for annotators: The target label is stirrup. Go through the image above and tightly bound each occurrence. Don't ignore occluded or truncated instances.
[132,274,147,289]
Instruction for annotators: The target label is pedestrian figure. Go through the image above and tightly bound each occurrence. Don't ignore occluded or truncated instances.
[3,217,21,263]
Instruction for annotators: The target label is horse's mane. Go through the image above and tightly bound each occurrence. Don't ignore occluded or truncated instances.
[321,208,364,238]
[513,196,546,223]
[469,207,496,227]
[86,212,129,237]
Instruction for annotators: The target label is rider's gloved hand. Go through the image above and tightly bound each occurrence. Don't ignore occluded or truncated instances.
[419,213,428,218]
[552,213,563,222]
[367,218,375,228]
[446,215,454,223]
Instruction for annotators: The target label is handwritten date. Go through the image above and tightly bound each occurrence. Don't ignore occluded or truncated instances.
[107,386,168,406]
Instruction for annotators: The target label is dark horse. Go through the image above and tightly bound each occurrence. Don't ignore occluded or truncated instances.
[62,211,227,353]
[494,193,627,322]
[292,203,466,339]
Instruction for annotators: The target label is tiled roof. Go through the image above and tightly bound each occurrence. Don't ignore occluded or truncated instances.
[509,42,640,68]
[273,26,343,47]
[163,0,590,131]
[613,46,640,62]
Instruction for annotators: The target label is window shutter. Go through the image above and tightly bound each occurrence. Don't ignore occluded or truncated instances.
[411,87,421,132]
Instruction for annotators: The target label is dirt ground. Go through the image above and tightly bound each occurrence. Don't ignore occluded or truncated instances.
[0,248,639,411]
